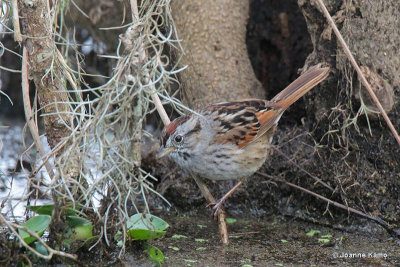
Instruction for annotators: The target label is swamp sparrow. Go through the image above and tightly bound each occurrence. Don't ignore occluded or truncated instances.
[159,65,329,216]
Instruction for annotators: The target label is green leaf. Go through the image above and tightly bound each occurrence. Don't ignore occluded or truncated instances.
[280,239,288,243]
[26,204,54,215]
[127,229,166,240]
[226,218,237,224]
[195,238,208,243]
[321,234,333,238]
[318,238,330,243]
[172,234,188,239]
[19,215,51,245]
[126,213,169,240]
[33,241,49,256]
[67,216,93,240]
[147,245,164,263]
[67,216,91,227]
[27,203,79,216]
[306,230,321,236]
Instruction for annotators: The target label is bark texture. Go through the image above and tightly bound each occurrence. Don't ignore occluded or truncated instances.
[171,0,265,109]
[299,0,398,119]
[337,0,398,114]
[18,0,71,148]
[296,0,400,223]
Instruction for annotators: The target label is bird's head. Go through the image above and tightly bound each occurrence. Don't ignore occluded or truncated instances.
[158,115,202,161]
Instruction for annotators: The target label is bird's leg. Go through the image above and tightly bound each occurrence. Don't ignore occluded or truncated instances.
[207,177,246,218]
[192,175,229,244]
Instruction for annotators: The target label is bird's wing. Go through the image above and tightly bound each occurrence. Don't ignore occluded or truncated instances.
[202,65,330,149]
[203,99,278,149]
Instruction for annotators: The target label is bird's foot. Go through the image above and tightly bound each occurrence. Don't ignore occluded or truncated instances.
[206,199,225,219]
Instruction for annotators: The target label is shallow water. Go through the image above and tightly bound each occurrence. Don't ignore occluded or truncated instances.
[0,118,51,219]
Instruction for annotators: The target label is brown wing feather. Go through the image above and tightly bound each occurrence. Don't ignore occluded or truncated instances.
[202,65,329,149]
[203,99,274,148]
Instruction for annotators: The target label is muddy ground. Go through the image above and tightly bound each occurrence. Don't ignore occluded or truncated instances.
[143,212,400,266]
[1,210,399,266]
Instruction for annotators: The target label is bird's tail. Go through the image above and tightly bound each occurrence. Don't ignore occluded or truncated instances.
[272,65,330,110]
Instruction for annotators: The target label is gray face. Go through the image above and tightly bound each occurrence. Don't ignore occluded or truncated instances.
[160,115,203,164]
[165,125,192,162]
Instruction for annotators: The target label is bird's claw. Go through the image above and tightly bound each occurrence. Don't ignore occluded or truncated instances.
[206,200,225,219]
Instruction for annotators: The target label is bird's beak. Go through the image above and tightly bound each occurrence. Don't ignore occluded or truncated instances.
[157,146,175,158]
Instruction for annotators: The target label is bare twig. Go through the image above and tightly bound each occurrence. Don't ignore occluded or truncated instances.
[0,213,78,261]
[11,0,22,42]
[32,139,68,177]
[272,146,333,191]
[315,0,400,148]
[229,231,260,236]
[130,0,139,21]
[151,94,171,126]
[21,48,55,179]
[193,176,229,245]
[257,172,400,237]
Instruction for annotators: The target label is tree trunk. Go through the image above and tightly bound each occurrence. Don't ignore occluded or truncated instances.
[171,0,265,109]
[18,0,71,149]
[298,0,398,119]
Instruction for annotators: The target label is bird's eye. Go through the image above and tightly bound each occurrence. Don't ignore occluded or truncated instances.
[174,135,183,143]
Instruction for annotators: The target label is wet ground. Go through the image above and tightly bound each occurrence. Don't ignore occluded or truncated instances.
[119,211,399,266]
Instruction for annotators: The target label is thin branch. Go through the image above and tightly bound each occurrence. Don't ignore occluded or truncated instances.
[257,172,400,237]
[192,176,229,245]
[70,0,90,18]
[32,139,68,178]
[21,48,55,179]
[315,0,400,148]
[272,146,333,191]
[151,93,171,126]
[130,0,139,22]
[0,213,78,261]
[11,0,22,42]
